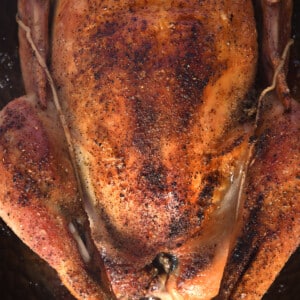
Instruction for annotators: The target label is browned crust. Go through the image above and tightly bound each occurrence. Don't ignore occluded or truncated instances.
[218,95,300,300]
[0,97,113,299]
[51,0,258,298]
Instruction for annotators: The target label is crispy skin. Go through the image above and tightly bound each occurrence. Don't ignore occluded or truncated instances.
[0,97,112,299]
[216,2,300,298]
[2,1,298,299]
[218,95,300,300]
[52,0,257,298]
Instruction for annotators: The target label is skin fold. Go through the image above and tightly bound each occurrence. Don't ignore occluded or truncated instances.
[0,0,298,299]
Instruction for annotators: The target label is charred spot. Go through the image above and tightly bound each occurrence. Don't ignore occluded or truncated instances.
[254,129,271,158]
[12,171,23,183]
[229,192,264,268]
[95,40,119,71]
[93,71,101,80]
[191,22,200,40]
[133,41,152,70]
[168,211,190,238]
[256,193,264,205]
[196,209,205,222]
[230,235,256,267]
[196,172,221,221]
[175,55,209,103]
[141,19,148,31]
[18,193,29,206]
[0,108,26,135]
[249,134,257,144]
[139,162,166,193]
[234,241,260,283]
[93,20,123,38]
[198,171,221,203]
[140,297,161,300]
[244,192,264,233]
[12,168,50,207]
[226,234,261,293]
[199,183,214,202]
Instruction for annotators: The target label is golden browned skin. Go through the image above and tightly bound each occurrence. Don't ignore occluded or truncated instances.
[1,0,298,299]
[217,1,300,298]
[0,1,114,299]
[51,0,257,298]
[0,97,112,299]
[218,95,300,300]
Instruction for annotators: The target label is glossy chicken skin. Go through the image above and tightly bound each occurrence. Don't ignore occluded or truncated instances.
[0,0,299,299]
[51,0,256,298]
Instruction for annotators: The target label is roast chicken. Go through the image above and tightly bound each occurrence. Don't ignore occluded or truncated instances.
[0,0,299,299]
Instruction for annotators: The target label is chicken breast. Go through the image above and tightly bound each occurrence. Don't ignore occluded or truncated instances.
[51,0,257,298]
